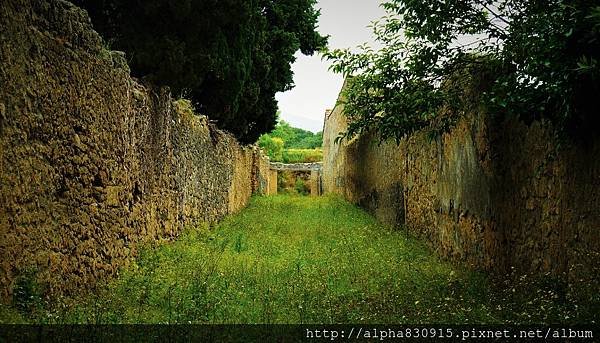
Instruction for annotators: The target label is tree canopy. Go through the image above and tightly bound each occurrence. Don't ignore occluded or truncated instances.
[74,0,327,144]
[257,135,284,161]
[266,120,323,149]
[325,0,600,143]
[257,120,323,162]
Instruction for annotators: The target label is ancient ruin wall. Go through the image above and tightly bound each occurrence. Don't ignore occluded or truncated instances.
[322,85,600,278]
[0,0,274,301]
[253,152,277,196]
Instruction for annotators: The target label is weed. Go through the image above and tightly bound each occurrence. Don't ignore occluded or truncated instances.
[294,178,309,195]
[12,268,44,316]
[3,195,598,324]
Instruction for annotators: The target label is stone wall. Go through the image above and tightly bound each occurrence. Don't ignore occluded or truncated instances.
[0,0,275,301]
[269,162,322,171]
[269,162,322,196]
[253,150,277,196]
[323,81,600,279]
[268,170,278,195]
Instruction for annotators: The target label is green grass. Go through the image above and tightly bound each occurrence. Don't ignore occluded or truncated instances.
[3,195,598,324]
[282,148,322,163]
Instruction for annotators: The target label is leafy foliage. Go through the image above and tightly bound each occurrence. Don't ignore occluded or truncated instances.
[294,178,309,195]
[258,120,323,162]
[263,120,323,149]
[257,135,284,161]
[73,0,327,143]
[12,269,44,315]
[325,0,600,142]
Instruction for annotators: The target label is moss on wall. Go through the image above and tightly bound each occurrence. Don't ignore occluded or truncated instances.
[0,0,271,302]
[323,80,600,280]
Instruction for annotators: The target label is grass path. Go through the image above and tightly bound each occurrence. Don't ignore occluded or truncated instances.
[3,195,597,324]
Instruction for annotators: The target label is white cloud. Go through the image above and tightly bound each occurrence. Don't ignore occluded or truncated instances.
[275,0,386,133]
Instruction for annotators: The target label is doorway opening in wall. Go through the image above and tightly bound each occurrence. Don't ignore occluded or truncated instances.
[278,170,312,195]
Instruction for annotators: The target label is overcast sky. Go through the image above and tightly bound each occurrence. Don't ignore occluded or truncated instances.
[275,0,386,133]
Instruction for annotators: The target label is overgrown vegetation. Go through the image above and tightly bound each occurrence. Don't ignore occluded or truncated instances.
[294,178,310,195]
[3,196,597,324]
[282,149,323,163]
[277,171,311,195]
[325,0,600,142]
[258,120,323,162]
[264,120,323,149]
[73,0,327,144]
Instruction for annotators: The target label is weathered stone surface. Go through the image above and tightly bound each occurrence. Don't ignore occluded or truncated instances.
[310,170,322,197]
[268,170,278,195]
[323,80,600,280]
[268,163,322,195]
[269,162,322,171]
[0,0,275,302]
[255,152,277,196]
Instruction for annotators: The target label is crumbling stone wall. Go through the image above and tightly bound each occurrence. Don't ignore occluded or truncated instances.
[268,170,278,195]
[253,152,277,196]
[0,0,273,301]
[270,163,322,196]
[323,82,600,279]
[310,170,321,197]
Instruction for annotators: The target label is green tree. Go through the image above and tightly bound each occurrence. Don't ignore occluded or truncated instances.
[73,0,327,144]
[325,0,600,143]
[296,131,323,149]
[258,135,284,161]
[269,121,296,146]
[265,120,322,148]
